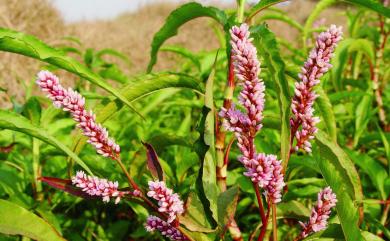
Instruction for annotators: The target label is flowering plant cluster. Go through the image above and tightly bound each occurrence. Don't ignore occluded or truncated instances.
[36,71,188,240]
[219,23,341,240]
[32,21,343,240]
[4,0,386,240]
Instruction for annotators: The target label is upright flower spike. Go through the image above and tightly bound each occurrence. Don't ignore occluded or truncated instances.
[220,24,285,203]
[229,23,265,131]
[71,171,128,204]
[147,181,184,223]
[291,25,342,152]
[36,70,120,159]
[145,216,188,241]
[220,23,266,166]
[298,187,337,238]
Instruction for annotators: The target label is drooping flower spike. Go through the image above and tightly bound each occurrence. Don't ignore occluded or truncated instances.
[147,180,184,223]
[71,170,128,204]
[36,71,120,159]
[291,25,342,153]
[220,23,285,203]
[297,187,337,239]
[145,216,188,241]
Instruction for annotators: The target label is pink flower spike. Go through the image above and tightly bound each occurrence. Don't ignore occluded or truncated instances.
[71,170,128,204]
[36,70,120,159]
[220,24,285,204]
[230,23,265,130]
[264,157,285,204]
[290,25,342,153]
[298,187,337,238]
[145,216,188,240]
[147,181,184,223]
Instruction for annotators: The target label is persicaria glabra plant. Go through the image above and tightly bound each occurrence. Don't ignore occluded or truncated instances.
[37,22,342,241]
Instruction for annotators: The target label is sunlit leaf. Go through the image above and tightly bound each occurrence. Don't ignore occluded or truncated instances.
[0,199,66,241]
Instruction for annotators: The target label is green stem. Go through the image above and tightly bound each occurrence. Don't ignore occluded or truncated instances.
[237,0,246,23]
[32,138,42,200]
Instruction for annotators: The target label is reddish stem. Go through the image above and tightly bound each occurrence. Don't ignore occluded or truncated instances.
[254,183,267,223]
[258,199,271,241]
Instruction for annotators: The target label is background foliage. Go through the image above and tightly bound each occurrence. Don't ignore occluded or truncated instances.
[0,0,389,240]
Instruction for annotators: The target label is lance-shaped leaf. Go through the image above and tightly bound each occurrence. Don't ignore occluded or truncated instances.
[147,2,227,72]
[252,24,291,164]
[142,142,164,181]
[68,72,203,162]
[217,186,239,228]
[247,0,289,21]
[0,110,92,174]
[315,130,364,241]
[193,54,220,227]
[0,199,66,241]
[342,0,390,18]
[39,177,94,199]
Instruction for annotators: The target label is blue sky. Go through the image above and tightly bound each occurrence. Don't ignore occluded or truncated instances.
[49,0,291,23]
[50,0,239,22]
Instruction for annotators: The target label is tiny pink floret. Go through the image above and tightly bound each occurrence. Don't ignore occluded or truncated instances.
[71,170,127,204]
[36,70,120,159]
[147,180,184,223]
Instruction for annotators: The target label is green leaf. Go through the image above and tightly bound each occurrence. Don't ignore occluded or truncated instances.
[354,90,373,147]
[304,224,344,240]
[361,231,385,241]
[147,134,192,153]
[96,48,131,66]
[217,186,239,228]
[161,45,201,71]
[256,12,303,32]
[346,150,388,199]
[0,110,92,174]
[22,97,42,126]
[200,54,219,222]
[377,124,390,174]
[331,38,375,91]
[315,130,364,241]
[302,0,336,48]
[316,86,337,142]
[341,0,390,18]
[0,28,139,116]
[0,199,66,241]
[147,2,227,72]
[247,0,289,21]
[276,200,311,219]
[252,24,291,164]
[68,72,203,158]
[181,191,216,233]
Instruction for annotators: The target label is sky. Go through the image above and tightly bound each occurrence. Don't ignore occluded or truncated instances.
[50,0,240,23]
[49,0,291,23]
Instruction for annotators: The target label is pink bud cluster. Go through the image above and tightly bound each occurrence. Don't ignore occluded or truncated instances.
[298,187,337,238]
[239,153,285,203]
[291,25,342,152]
[147,181,184,223]
[71,170,128,204]
[145,216,188,240]
[220,24,285,203]
[36,71,120,159]
[230,23,265,130]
